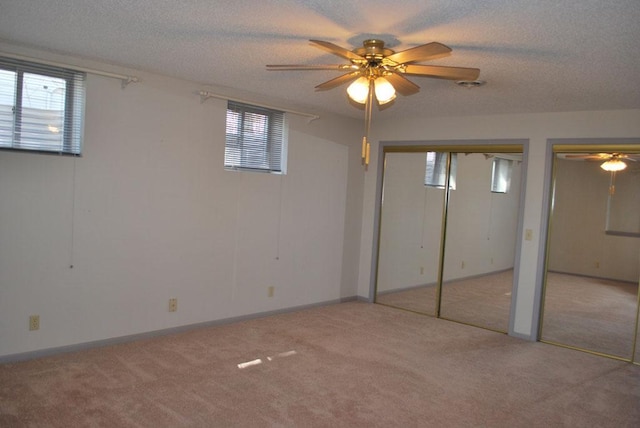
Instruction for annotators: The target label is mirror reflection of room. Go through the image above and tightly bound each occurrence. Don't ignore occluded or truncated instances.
[440,153,522,332]
[375,152,445,316]
[605,155,640,236]
[541,151,640,360]
[375,150,523,333]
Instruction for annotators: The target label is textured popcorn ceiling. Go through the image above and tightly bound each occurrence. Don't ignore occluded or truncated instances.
[0,0,638,120]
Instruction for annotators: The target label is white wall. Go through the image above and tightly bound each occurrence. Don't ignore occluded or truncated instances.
[359,110,640,338]
[0,45,364,358]
[376,152,445,292]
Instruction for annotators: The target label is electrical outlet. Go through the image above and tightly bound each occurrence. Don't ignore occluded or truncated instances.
[267,286,275,298]
[525,229,533,241]
[420,266,424,275]
[461,261,465,269]
[29,315,40,331]
[168,298,177,312]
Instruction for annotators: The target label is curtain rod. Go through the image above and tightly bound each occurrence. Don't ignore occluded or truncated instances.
[198,90,320,122]
[0,51,139,89]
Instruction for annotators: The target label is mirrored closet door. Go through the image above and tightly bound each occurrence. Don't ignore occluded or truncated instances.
[375,151,445,315]
[375,146,523,333]
[440,153,523,332]
[541,149,640,361]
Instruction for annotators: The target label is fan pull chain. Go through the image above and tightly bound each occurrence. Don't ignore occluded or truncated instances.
[609,171,617,195]
[362,79,374,169]
[365,140,371,166]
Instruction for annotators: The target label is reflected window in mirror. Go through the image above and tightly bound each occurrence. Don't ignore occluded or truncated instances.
[605,164,640,236]
[491,158,513,194]
[425,152,457,189]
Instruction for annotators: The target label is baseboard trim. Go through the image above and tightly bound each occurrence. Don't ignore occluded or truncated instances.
[508,330,537,342]
[377,268,514,295]
[0,296,360,364]
[377,281,438,296]
[547,270,637,285]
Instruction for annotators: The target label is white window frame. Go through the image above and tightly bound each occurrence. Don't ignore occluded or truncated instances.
[0,56,85,155]
[224,101,287,173]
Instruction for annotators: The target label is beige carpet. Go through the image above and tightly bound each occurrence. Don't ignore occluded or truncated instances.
[375,284,438,316]
[1,302,639,427]
[541,272,639,359]
[375,270,513,332]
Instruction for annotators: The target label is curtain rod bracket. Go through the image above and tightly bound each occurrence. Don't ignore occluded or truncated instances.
[121,76,139,89]
[198,90,319,122]
[199,90,214,104]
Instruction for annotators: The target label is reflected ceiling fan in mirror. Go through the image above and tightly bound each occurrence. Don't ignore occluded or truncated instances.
[564,152,640,195]
[267,39,480,168]
[564,153,640,172]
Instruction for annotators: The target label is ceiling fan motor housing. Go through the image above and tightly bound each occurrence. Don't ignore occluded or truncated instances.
[354,39,394,61]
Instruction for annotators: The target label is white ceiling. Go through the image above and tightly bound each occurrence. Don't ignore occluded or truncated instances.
[1,0,639,120]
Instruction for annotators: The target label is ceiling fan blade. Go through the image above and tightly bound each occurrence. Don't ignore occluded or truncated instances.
[403,64,480,81]
[386,42,452,64]
[315,72,361,91]
[267,64,355,71]
[563,154,607,159]
[384,72,420,96]
[616,153,640,161]
[563,153,640,164]
[562,153,640,161]
[309,39,365,61]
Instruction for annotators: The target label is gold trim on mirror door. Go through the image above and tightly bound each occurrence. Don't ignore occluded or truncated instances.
[552,144,640,154]
[542,339,632,363]
[538,152,560,340]
[435,152,452,317]
[384,144,523,154]
[632,276,640,364]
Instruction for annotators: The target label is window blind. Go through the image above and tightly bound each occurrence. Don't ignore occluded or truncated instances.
[225,101,285,172]
[0,56,86,155]
[425,152,457,189]
[491,158,513,193]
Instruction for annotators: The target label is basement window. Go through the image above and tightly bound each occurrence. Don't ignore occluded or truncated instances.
[425,152,457,189]
[224,101,287,173]
[0,57,85,155]
[491,158,513,193]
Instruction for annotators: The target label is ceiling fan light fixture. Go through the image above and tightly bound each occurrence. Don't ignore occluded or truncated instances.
[347,77,370,104]
[268,38,481,169]
[601,159,627,172]
[374,77,396,105]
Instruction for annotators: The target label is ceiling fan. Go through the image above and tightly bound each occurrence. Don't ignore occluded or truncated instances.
[267,39,480,168]
[564,153,640,172]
